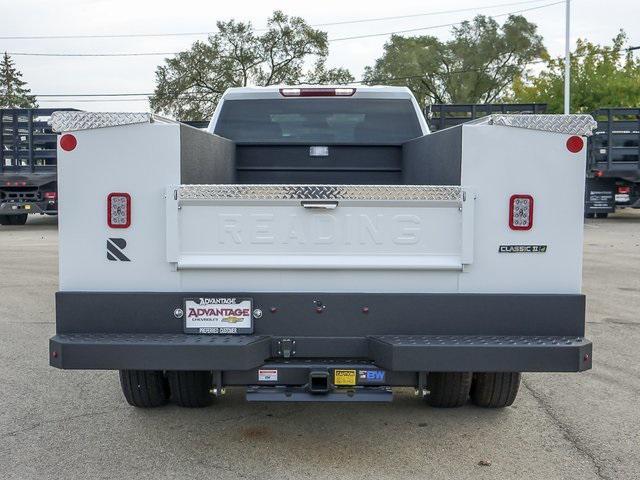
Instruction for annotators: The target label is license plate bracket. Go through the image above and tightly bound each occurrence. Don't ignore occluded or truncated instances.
[183,297,253,334]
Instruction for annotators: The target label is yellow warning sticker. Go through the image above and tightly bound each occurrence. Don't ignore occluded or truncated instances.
[334,369,356,386]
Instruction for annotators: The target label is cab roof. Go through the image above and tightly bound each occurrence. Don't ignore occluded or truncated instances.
[220,85,416,101]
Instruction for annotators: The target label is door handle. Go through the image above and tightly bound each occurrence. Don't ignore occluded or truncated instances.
[300,201,339,210]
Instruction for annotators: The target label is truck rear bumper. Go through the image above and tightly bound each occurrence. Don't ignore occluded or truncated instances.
[50,333,592,373]
[0,200,55,215]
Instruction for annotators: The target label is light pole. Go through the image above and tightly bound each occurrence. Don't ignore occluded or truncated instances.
[564,0,571,114]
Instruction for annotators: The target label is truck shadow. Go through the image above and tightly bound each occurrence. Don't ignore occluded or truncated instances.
[117,387,513,474]
[0,215,58,231]
[601,210,640,222]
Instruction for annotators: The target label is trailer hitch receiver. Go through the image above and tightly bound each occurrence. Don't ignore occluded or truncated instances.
[309,370,330,393]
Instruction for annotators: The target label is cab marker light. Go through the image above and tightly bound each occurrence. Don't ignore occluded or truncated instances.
[107,192,131,228]
[509,194,534,230]
[279,87,356,97]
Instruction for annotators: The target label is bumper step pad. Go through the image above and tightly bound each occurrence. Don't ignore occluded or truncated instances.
[50,333,592,372]
[50,333,271,371]
[368,335,592,372]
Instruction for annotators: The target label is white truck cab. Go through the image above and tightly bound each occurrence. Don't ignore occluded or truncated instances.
[49,86,595,409]
[207,85,430,136]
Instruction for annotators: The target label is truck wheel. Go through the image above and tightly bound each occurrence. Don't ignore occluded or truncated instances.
[425,372,472,408]
[119,370,170,408]
[0,215,11,225]
[10,214,28,225]
[470,372,521,408]
[167,371,215,408]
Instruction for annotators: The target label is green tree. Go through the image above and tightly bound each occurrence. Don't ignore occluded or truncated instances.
[363,15,545,106]
[0,52,37,108]
[151,11,354,120]
[512,32,640,113]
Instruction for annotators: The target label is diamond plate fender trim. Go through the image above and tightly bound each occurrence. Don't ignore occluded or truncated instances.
[177,184,463,202]
[49,112,175,132]
[473,114,597,136]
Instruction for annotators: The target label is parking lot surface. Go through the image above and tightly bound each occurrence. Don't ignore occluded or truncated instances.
[1,212,639,480]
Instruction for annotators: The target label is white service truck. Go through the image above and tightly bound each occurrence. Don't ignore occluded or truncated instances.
[49,86,595,409]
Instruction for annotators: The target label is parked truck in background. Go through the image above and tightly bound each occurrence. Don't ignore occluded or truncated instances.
[426,103,548,131]
[49,86,594,410]
[584,108,640,217]
[428,104,640,217]
[0,108,76,225]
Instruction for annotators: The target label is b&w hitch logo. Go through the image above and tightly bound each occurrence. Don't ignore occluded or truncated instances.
[107,238,130,262]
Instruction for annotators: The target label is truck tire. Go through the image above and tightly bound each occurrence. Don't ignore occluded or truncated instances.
[10,214,28,225]
[470,372,521,408]
[167,371,215,408]
[425,372,472,408]
[119,370,170,408]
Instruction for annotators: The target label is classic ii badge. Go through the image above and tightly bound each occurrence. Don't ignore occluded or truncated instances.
[183,297,253,334]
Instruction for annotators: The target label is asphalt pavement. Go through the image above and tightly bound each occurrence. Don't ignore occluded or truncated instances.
[1,212,639,480]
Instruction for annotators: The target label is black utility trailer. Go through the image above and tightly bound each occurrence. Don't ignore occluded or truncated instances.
[0,108,76,225]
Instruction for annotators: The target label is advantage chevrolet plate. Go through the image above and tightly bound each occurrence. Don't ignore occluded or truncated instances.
[183,297,253,334]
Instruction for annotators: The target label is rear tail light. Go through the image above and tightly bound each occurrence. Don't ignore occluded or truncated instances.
[617,186,630,194]
[60,134,77,151]
[566,135,584,153]
[509,194,534,230]
[107,192,131,228]
[44,191,57,200]
[279,87,356,97]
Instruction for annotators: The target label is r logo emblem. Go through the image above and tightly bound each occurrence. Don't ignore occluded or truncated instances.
[107,238,130,262]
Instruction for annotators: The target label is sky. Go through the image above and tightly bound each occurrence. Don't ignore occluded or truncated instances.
[1,0,637,116]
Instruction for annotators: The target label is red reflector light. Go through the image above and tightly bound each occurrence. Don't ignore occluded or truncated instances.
[279,87,356,97]
[60,134,77,151]
[509,194,534,230]
[617,186,630,194]
[107,192,131,228]
[566,135,584,153]
[44,191,57,200]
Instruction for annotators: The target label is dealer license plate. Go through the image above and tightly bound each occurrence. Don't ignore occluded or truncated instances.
[183,297,253,334]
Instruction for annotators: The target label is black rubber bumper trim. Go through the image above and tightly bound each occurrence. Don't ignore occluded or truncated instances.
[368,335,592,372]
[50,333,592,372]
[50,334,271,371]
